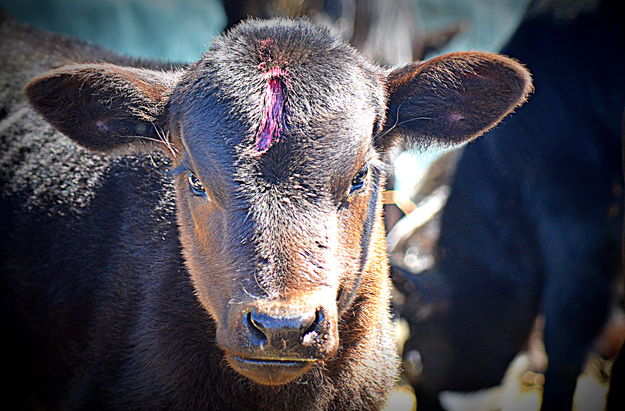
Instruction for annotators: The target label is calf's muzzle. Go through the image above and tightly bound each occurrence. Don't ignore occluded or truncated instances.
[220,296,339,385]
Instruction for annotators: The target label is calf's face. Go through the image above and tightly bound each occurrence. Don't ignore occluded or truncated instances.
[25,19,532,385]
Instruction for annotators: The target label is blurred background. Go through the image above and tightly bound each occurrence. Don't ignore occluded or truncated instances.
[0,0,529,62]
[2,1,621,410]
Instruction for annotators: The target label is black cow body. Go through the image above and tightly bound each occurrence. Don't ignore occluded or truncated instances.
[400,1,625,410]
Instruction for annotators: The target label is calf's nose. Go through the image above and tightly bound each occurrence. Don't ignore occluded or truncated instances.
[245,308,324,355]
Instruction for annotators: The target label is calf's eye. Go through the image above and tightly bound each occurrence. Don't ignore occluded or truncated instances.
[350,164,369,194]
[187,172,206,196]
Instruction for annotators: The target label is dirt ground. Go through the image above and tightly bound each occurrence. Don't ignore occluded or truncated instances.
[383,352,612,411]
[382,317,615,411]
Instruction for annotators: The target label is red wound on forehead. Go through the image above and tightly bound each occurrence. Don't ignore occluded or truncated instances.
[255,67,287,153]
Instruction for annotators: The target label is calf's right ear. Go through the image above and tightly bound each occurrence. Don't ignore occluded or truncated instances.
[25,63,180,154]
[377,51,533,151]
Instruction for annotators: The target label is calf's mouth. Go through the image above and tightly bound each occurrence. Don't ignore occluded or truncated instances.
[227,353,315,385]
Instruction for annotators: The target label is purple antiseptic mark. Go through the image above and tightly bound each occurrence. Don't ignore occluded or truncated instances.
[255,67,287,153]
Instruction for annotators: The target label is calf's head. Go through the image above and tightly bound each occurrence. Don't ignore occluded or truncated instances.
[25,19,532,385]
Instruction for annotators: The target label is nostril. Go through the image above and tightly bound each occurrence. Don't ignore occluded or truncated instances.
[246,311,268,345]
[300,308,324,341]
[246,308,327,349]
[248,310,263,331]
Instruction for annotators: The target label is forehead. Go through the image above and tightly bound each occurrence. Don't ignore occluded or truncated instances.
[170,20,385,175]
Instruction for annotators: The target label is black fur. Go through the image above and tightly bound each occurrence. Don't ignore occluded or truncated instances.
[400,1,625,410]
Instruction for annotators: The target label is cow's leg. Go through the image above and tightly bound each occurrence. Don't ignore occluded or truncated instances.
[539,219,616,411]
[606,343,625,411]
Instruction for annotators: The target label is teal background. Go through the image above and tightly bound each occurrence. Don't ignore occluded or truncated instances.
[1,0,225,62]
[1,0,530,62]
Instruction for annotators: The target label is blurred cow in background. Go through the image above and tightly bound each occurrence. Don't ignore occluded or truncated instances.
[392,0,625,410]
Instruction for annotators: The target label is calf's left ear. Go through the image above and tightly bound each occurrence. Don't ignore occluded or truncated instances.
[377,51,532,151]
[25,63,179,154]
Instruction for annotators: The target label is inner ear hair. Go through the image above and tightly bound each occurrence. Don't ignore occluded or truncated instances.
[25,63,180,155]
[378,51,533,151]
